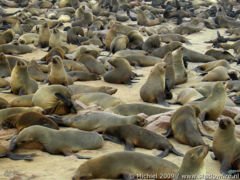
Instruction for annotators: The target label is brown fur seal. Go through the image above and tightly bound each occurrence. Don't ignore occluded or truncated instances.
[10,60,38,95]
[205,49,235,62]
[54,111,147,132]
[136,9,164,26]
[108,102,172,116]
[63,60,89,72]
[73,92,123,110]
[176,88,204,105]
[103,124,183,158]
[127,30,143,49]
[0,41,35,54]
[69,84,117,95]
[227,80,240,92]
[0,53,11,78]
[0,29,14,45]
[202,66,230,82]
[73,151,179,180]
[10,94,33,107]
[68,71,101,81]
[159,34,190,44]
[0,107,43,124]
[172,47,188,85]
[0,143,34,161]
[37,23,51,48]
[41,47,65,63]
[48,56,73,86]
[18,33,39,45]
[105,27,118,50]
[1,111,59,131]
[109,35,129,55]
[104,57,134,84]
[164,52,175,91]
[67,26,87,46]
[182,47,216,63]
[176,145,209,180]
[49,29,68,50]
[0,97,9,109]
[164,105,210,147]
[151,41,182,58]
[74,47,106,75]
[212,118,240,175]
[10,125,103,159]
[195,60,230,72]
[140,62,170,106]
[190,82,227,121]
[142,34,161,53]
[72,6,93,27]
[173,25,202,35]
[32,85,76,115]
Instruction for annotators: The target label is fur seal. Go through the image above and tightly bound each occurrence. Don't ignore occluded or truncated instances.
[28,60,48,82]
[72,151,179,180]
[0,53,11,78]
[151,41,182,58]
[10,125,103,158]
[0,42,35,54]
[140,62,170,106]
[205,49,235,62]
[195,60,230,72]
[72,6,93,27]
[182,47,216,63]
[103,124,183,158]
[10,60,38,95]
[121,55,163,67]
[0,29,14,45]
[136,9,164,26]
[41,46,65,63]
[202,66,230,82]
[164,105,209,147]
[69,84,117,95]
[18,33,39,45]
[164,52,175,91]
[68,71,101,81]
[176,88,204,105]
[227,80,240,92]
[32,85,76,115]
[0,77,10,88]
[142,34,161,53]
[1,111,59,131]
[109,35,129,55]
[172,47,188,85]
[63,60,89,72]
[10,94,33,107]
[48,55,73,86]
[159,34,190,44]
[108,103,172,116]
[176,145,209,180]
[0,107,43,124]
[127,30,144,49]
[173,25,202,35]
[0,143,34,161]
[212,118,240,175]
[54,111,147,132]
[103,57,134,84]
[37,23,51,48]
[67,26,86,45]
[190,82,227,121]
[73,92,123,110]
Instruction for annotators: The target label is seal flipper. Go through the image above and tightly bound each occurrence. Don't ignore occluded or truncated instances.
[122,174,136,180]
[18,88,26,96]
[102,134,122,145]
[228,169,240,175]
[157,94,170,107]
[171,147,184,157]
[62,149,91,159]
[9,135,18,152]
[157,149,169,158]
[162,128,173,138]
[7,153,35,161]
[55,93,72,106]
[220,158,232,175]
[124,142,134,151]
[210,153,217,160]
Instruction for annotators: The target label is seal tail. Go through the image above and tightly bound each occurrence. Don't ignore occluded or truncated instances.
[171,147,184,157]
[7,153,35,161]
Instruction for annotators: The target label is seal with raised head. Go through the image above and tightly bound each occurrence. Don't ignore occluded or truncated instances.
[72,151,179,180]
[212,118,240,175]
[108,35,129,56]
[10,60,38,95]
[32,85,76,115]
[37,23,51,48]
[1,111,59,132]
[0,52,11,78]
[175,145,209,180]
[54,111,147,132]
[136,9,164,26]
[103,124,183,158]
[140,62,170,106]
[151,41,182,58]
[10,125,103,159]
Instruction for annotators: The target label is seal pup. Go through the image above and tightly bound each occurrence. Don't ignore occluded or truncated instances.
[164,105,211,147]
[68,71,101,81]
[54,112,147,132]
[127,30,143,49]
[104,57,135,84]
[103,124,183,158]
[32,85,76,115]
[0,41,35,54]
[136,9,164,26]
[69,84,117,95]
[0,53,11,78]
[10,60,38,95]
[10,125,103,159]
[212,118,240,175]
[48,55,73,86]
[18,33,39,45]
[202,66,230,82]
[1,111,59,132]
[142,34,161,53]
[72,151,179,180]
[140,62,170,106]
[175,145,209,180]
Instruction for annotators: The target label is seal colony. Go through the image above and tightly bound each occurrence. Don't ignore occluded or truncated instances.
[2,0,240,179]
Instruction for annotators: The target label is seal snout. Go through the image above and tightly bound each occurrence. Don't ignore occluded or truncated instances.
[219,119,227,129]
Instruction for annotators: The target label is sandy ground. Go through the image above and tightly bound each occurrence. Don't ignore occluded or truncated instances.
[1,5,240,180]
